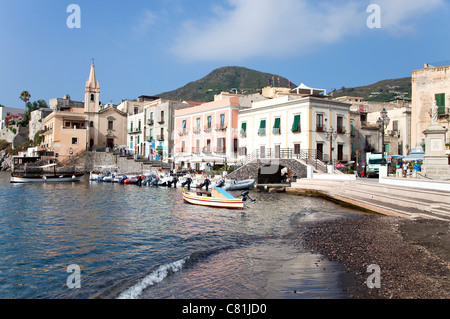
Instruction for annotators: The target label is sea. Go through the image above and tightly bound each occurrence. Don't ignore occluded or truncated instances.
[0,171,365,299]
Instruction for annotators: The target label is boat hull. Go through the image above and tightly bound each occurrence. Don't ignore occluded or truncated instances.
[10,174,84,183]
[182,189,244,210]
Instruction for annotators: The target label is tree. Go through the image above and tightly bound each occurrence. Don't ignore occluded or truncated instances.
[19,91,31,104]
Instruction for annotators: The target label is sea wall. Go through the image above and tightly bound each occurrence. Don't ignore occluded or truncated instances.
[74,152,169,174]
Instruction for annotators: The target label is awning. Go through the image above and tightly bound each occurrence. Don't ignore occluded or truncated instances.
[402,153,424,161]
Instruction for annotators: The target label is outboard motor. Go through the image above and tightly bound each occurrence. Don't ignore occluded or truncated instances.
[217,179,225,188]
[240,190,256,203]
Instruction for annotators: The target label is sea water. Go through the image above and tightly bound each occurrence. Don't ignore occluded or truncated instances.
[0,171,363,299]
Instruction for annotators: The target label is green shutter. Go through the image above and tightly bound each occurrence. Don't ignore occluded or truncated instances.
[258,120,266,135]
[240,122,247,134]
[273,118,281,134]
[436,93,446,115]
[292,115,300,132]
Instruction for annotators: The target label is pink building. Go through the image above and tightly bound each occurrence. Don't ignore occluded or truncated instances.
[174,97,241,171]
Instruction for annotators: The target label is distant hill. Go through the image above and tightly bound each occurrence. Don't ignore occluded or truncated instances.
[331,77,412,102]
[157,66,296,102]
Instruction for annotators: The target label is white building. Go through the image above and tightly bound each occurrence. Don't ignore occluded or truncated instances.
[238,93,351,164]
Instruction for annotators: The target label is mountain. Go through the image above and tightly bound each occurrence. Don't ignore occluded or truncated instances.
[331,77,412,102]
[157,66,296,102]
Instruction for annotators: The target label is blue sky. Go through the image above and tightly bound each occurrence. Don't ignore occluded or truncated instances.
[1,0,449,109]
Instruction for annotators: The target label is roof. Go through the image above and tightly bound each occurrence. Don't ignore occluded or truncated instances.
[291,83,326,95]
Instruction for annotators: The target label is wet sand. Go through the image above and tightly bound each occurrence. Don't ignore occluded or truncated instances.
[299,214,450,299]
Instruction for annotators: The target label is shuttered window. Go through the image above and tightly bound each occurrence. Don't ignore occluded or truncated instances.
[258,120,266,135]
[273,118,281,134]
[292,115,301,132]
[436,93,446,115]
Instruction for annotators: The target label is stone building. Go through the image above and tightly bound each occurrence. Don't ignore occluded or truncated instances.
[411,63,450,149]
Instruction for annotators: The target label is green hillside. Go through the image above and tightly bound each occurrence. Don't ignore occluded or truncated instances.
[157,66,296,102]
[331,77,412,102]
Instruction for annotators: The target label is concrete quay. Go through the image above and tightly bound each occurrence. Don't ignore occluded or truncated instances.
[286,176,450,221]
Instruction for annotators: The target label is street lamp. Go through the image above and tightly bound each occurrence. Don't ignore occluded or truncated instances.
[376,108,390,166]
[325,127,338,164]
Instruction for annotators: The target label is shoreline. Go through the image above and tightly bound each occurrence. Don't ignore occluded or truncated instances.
[299,214,450,299]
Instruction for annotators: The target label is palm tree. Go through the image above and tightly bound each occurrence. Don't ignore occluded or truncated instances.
[19,91,31,104]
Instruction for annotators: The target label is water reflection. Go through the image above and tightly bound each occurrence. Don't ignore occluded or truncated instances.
[0,172,364,299]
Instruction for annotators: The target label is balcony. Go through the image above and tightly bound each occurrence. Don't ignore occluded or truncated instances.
[157,135,165,141]
[147,119,154,126]
[215,147,226,154]
[240,132,247,138]
[316,126,325,133]
[216,124,227,131]
[292,127,302,133]
[178,128,189,136]
[193,128,201,135]
[258,128,266,136]
[192,147,201,155]
[204,126,212,133]
[157,119,165,124]
[128,128,142,134]
[337,126,346,134]
[272,128,281,135]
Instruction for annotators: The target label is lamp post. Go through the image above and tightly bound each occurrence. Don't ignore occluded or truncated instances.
[325,127,338,165]
[376,108,390,166]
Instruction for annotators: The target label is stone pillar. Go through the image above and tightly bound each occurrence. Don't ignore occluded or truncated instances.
[421,124,450,179]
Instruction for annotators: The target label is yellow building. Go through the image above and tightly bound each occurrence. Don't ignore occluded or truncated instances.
[43,62,127,160]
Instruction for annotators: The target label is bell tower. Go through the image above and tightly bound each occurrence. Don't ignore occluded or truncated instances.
[84,61,100,113]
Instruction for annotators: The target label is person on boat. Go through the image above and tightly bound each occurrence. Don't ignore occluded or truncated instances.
[172,175,179,188]
[136,175,142,187]
[216,178,225,188]
[199,175,211,191]
[182,175,193,190]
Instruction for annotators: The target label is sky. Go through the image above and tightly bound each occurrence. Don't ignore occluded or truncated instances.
[1,0,449,109]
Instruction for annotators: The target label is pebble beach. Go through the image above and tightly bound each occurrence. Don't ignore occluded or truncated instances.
[300,214,450,299]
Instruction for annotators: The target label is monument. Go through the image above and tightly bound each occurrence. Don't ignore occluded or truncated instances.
[421,101,450,179]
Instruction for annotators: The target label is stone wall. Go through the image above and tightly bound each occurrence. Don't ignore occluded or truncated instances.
[228,159,307,181]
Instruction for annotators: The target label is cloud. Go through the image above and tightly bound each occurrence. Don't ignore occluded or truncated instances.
[169,0,445,62]
[133,9,158,37]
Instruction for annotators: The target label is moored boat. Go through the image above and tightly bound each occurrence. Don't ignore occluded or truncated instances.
[10,173,84,183]
[182,187,244,210]
[222,179,256,191]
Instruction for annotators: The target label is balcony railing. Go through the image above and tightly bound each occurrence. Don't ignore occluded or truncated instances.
[147,119,154,126]
[258,128,266,136]
[337,126,346,134]
[193,128,201,135]
[128,128,142,134]
[316,126,325,132]
[272,128,281,135]
[157,135,165,141]
[204,126,212,133]
[292,127,302,133]
[158,119,165,124]
[178,128,189,136]
[216,124,227,131]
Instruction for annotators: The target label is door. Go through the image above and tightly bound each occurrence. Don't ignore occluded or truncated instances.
[316,143,323,161]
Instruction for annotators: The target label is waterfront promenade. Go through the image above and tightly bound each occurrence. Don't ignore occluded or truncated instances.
[287,176,450,221]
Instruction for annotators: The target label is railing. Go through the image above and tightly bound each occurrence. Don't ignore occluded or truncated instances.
[216,124,227,131]
[241,148,329,172]
[157,135,165,141]
[147,119,154,126]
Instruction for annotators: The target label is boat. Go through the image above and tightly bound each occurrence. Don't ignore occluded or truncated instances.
[222,179,256,191]
[182,187,245,210]
[11,173,84,183]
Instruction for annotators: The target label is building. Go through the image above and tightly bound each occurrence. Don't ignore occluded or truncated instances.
[144,99,191,163]
[43,62,128,160]
[411,63,450,149]
[48,95,84,111]
[28,107,53,141]
[238,87,351,165]
[0,106,25,130]
[174,96,242,171]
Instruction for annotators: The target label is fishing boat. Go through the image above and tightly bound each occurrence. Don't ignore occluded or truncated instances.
[182,187,245,210]
[10,173,84,183]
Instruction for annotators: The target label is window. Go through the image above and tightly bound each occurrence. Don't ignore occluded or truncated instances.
[72,137,78,145]
[138,120,141,132]
[220,114,225,128]
[350,121,354,136]
[130,122,133,132]
[258,120,266,135]
[337,116,344,134]
[196,118,201,130]
[217,138,226,153]
[292,115,301,133]
[108,120,114,130]
[240,122,247,137]
[207,116,212,129]
[436,93,446,115]
[150,129,153,141]
[65,122,71,128]
[90,121,94,128]
[294,143,301,155]
[316,114,324,132]
[90,94,95,102]
[273,118,281,134]
[181,120,187,135]
[160,111,164,123]
[134,107,139,115]
[392,120,398,132]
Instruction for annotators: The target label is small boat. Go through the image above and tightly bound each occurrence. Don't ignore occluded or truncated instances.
[222,179,256,191]
[182,187,245,210]
[11,173,84,183]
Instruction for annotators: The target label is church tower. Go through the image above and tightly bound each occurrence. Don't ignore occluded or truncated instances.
[84,62,100,113]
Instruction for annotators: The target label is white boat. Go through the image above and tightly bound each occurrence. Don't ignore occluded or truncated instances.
[11,173,84,183]
[182,187,244,210]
